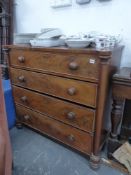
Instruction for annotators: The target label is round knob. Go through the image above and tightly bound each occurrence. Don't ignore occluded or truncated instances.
[67,87,76,96]
[69,62,79,70]
[21,96,27,102]
[18,56,25,63]
[24,115,30,120]
[67,112,76,120]
[67,134,75,142]
[18,75,25,82]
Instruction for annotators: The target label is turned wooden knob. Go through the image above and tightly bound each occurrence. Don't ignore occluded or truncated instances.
[67,134,75,142]
[67,87,76,95]
[18,56,25,63]
[67,112,76,120]
[18,75,25,82]
[21,96,27,102]
[24,115,30,120]
[69,62,79,70]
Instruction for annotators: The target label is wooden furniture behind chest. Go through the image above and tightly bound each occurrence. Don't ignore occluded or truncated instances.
[6,45,123,168]
[0,67,12,175]
[0,0,14,79]
[108,67,131,158]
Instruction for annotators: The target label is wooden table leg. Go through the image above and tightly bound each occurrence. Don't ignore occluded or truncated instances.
[107,97,125,158]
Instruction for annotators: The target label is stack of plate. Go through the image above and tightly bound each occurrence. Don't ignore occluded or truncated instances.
[30,28,64,47]
[13,33,37,45]
[30,38,65,47]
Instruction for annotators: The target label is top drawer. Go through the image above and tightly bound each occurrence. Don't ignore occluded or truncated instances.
[9,50,100,82]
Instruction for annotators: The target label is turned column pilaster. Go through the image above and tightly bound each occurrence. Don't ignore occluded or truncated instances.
[90,53,111,169]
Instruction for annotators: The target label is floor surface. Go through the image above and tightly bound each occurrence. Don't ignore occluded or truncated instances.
[10,127,127,175]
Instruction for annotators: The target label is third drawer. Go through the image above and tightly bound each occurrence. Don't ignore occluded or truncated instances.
[13,86,95,133]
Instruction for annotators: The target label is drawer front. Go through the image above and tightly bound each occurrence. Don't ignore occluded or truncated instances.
[13,86,95,133]
[10,68,97,107]
[9,50,100,82]
[16,105,92,155]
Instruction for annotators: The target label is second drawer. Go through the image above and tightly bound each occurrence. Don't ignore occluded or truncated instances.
[10,68,97,107]
[13,86,95,133]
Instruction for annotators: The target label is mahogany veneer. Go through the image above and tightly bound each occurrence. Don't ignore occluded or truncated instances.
[6,45,123,169]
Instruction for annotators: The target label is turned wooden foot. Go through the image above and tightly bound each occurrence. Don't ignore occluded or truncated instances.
[16,122,23,129]
[89,153,101,170]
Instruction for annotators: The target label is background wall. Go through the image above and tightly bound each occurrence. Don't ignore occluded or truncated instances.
[14,0,131,67]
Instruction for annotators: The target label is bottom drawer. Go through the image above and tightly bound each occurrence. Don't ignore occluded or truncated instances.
[16,105,93,155]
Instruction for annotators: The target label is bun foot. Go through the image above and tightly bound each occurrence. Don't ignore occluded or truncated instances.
[16,123,23,129]
[89,153,101,170]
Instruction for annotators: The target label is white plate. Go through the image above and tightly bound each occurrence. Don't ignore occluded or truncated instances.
[65,39,90,48]
[76,0,91,4]
[36,28,63,39]
[30,39,65,47]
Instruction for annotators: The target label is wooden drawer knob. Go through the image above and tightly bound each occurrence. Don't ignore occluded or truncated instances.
[18,56,25,63]
[24,115,30,120]
[69,62,79,70]
[67,112,76,120]
[21,96,27,102]
[67,87,76,95]
[67,134,75,142]
[18,75,25,82]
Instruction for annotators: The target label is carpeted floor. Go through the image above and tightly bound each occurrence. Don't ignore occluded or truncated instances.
[10,127,126,175]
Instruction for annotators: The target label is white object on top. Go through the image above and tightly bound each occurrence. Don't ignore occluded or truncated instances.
[36,28,63,39]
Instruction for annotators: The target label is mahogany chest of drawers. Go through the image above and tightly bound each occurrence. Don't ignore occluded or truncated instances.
[5,45,123,168]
